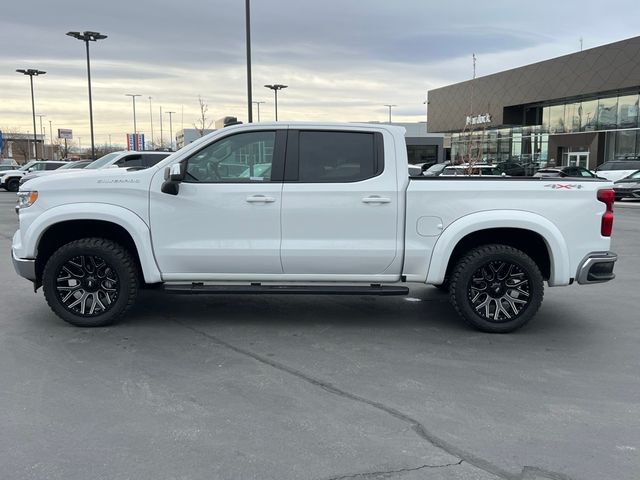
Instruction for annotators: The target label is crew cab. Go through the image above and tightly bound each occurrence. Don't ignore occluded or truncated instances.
[12,123,617,333]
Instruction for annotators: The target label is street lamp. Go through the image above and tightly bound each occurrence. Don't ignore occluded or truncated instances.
[125,94,141,135]
[166,111,176,151]
[384,104,397,123]
[252,101,265,122]
[264,84,288,121]
[66,30,107,160]
[16,68,46,159]
[245,0,253,122]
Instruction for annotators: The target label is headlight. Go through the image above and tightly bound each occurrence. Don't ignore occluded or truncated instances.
[16,191,38,209]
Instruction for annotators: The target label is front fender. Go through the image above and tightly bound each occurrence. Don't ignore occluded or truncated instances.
[426,210,571,287]
[22,203,162,284]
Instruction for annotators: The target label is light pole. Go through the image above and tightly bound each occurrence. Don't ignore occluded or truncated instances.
[66,31,107,160]
[159,106,164,149]
[166,111,176,151]
[48,120,53,159]
[384,104,397,123]
[16,68,46,159]
[36,114,46,158]
[264,84,288,121]
[252,101,265,122]
[125,94,141,134]
[148,96,154,149]
[245,0,253,122]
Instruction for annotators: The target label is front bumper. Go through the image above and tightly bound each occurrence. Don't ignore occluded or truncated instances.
[576,252,617,284]
[614,185,640,198]
[12,249,36,282]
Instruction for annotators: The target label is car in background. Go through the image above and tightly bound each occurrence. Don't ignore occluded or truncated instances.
[0,160,67,192]
[594,160,640,182]
[83,151,172,171]
[20,159,92,186]
[494,161,526,176]
[613,170,640,200]
[440,164,505,177]
[0,165,20,174]
[422,161,450,177]
[534,166,600,178]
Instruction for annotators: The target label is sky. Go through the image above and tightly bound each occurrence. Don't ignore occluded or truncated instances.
[1,0,639,148]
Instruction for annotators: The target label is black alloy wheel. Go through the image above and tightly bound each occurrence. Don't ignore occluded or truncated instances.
[42,238,138,327]
[449,244,544,333]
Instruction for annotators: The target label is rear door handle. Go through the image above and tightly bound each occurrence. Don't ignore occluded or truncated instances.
[246,195,276,203]
[362,196,391,204]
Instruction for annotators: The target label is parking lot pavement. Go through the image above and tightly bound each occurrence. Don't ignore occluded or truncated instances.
[0,190,638,480]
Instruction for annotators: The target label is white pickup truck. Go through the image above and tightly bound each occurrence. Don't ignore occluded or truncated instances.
[12,123,617,332]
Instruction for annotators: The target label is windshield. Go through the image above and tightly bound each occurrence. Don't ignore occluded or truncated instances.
[597,161,640,171]
[623,170,640,180]
[85,152,121,169]
[19,160,38,171]
[425,163,446,174]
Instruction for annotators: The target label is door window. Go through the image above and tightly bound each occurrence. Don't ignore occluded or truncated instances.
[297,131,380,182]
[115,155,144,168]
[184,131,275,183]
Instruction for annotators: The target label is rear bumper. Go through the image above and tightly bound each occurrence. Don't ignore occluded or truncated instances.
[576,252,617,284]
[12,249,36,282]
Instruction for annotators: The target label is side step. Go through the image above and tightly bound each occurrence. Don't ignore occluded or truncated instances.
[163,283,409,296]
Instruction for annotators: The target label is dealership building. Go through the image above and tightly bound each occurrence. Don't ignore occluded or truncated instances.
[427,35,640,169]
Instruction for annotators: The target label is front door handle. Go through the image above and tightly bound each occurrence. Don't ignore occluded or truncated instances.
[246,195,276,203]
[362,196,391,204]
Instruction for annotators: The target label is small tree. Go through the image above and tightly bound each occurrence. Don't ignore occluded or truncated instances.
[194,95,213,137]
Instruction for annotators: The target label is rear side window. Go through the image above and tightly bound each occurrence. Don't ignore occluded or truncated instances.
[115,155,144,168]
[298,131,378,183]
[45,163,62,170]
[143,154,169,167]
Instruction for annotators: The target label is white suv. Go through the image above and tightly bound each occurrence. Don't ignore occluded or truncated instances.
[0,161,67,192]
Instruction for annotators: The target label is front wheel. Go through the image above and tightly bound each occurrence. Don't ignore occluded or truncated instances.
[42,238,138,327]
[6,178,19,192]
[449,244,544,333]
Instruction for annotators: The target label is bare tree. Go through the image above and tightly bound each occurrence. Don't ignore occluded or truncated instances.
[53,137,72,159]
[194,95,213,137]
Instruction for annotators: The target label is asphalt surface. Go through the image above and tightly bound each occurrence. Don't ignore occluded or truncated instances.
[0,191,638,480]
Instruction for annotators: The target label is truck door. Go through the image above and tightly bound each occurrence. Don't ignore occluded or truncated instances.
[149,129,286,278]
[280,129,399,276]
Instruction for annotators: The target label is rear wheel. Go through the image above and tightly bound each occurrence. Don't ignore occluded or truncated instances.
[449,244,543,333]
[42,238,138,327]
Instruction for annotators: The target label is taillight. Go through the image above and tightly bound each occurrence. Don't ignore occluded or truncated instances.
[597,189,615,237]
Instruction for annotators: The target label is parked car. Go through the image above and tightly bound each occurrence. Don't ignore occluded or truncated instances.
[0,160,67,192]
[440,164,505,176]
[494,161,526,176]
[13,123,616,333]
[83,151,172,171]
[422,162,450,177]
[613,170,640,200]
[534,166,599,178]
[594,160,640,182]
[20,160,92,186]
[0,165,20,173]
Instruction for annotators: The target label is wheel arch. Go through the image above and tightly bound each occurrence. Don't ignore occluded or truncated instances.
[426,211,571,286]
[26,204,162,285]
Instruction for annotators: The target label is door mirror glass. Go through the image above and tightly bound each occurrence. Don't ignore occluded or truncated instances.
[169,163,184,181]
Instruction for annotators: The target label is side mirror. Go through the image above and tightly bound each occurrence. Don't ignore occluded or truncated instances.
[161,163,184,195]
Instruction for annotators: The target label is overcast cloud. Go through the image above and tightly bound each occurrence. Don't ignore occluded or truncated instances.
[1,0,639,145]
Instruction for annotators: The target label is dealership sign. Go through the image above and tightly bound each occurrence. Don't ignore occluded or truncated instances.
[465,113,492,126]
[57,128,73,139]
[126,133,145,151]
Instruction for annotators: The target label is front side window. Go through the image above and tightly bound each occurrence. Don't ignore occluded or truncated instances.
[298,131,377,183]
[115,155,144,168]
[185,131,275,183]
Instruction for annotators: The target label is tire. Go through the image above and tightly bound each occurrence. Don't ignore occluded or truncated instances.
[6,178,19,192]
[42,238,138,327]
[615,195,622,201]
[449,244,544,333]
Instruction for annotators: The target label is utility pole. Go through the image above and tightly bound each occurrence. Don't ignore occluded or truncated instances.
[159,106,163,148]
[384,104,396,123]
[48,120,53,159]
[166,111,176,150]
[252,101,265,122]
[16,68,46,159]
[125,94,141,134]
[148,96,154,149]
[36,114,46,158]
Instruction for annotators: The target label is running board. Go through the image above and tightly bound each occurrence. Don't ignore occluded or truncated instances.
[163,283,409,296]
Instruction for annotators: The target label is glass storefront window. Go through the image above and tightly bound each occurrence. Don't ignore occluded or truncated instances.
[564,102,580,133]
[618,94,639,128]
[548,105,565,133]
[614,130,638,160]
[580,99,598,131]
[597,97,618,129]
